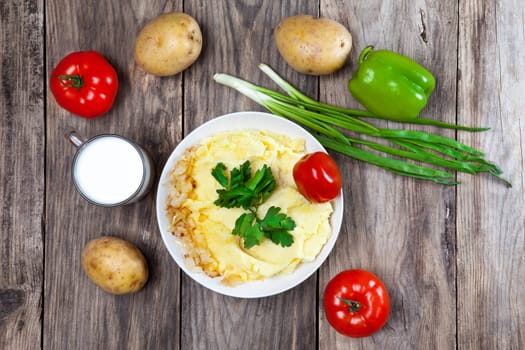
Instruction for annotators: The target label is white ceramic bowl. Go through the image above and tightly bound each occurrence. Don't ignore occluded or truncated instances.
[156,111,344,298]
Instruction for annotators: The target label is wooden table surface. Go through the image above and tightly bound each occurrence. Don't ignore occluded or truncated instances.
[2,0,524,349]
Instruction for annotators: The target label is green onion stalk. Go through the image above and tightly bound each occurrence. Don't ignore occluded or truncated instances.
[213,64,511,187]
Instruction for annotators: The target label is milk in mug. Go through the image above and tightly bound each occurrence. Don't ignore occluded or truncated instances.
[68,132,154,206]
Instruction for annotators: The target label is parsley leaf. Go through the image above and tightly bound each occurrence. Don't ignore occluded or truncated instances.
[232,212,256,237]
[246,165,276,202]
[266,230,294,248]
[244,222,264,249]
[212,161,276,210]
[260,206,296,231]
[259,206,295,247]
[211,162,229,188]
[232,212,264,249]
[213,161,295,249]
[230,160,251,189]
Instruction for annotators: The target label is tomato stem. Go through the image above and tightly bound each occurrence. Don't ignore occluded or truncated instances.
[57,74,85,90]
[338,297,362,313]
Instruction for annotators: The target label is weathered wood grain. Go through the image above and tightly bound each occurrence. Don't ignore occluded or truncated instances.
[0,0,44,349]
[1,0,523,348]
[181,1,319,349]
[318,1,458,349]
[457,0,525,348]
[44,1,183,349]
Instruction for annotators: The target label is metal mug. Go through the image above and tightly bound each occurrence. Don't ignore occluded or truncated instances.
[65,130,155,207]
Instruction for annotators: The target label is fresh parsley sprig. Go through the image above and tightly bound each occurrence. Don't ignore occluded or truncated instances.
[212,161,295,249]
[212,161,276,210]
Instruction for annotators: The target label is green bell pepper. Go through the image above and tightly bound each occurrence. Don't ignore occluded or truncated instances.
[348,45,436,121]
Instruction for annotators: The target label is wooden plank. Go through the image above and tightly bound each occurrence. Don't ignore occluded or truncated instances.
[318,1,458,348]
[0,0,44,349]
[44,1,183,349]
[181,1,320,349]
[457,0,525,348]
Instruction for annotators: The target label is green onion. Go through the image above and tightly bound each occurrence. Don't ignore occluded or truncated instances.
[258,63,488,132]
[213,64,511,187]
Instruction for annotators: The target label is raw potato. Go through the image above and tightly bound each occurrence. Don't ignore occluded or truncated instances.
[274,15,352,75]
[134,12,202,76]
[81,236,149,294]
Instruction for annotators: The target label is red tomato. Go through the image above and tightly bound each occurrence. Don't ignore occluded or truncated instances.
[293,152,342,203]
[50,51,118,118]
[323,269,390,338]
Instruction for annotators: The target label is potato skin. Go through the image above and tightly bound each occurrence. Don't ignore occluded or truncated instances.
[134,12,202,76]
[274,15,352,75]
[81,236,149,295]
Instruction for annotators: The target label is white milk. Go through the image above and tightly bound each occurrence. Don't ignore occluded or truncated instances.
[73,136,145,205]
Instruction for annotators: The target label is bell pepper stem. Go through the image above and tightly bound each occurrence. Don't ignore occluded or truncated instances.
[358,45,374,64]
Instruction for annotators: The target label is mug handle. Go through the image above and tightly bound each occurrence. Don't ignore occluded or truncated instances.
[64,129,85,148]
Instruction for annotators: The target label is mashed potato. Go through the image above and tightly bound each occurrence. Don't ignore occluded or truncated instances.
[166,130,333,285]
